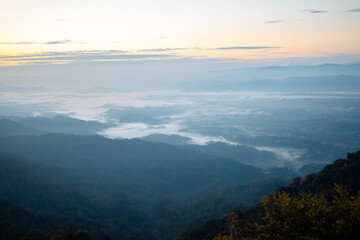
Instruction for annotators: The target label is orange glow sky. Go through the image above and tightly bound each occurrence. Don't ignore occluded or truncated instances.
[0,0,360,66]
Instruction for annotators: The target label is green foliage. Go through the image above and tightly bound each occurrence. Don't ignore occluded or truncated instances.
[215,185,360,240]
[257,184,360,239]
[207,151,360,240]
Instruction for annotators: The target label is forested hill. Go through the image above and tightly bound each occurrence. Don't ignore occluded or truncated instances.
[0,134,266,195]
[276,150,360,196]
[0,116,110,136]
[3,133,357,239]
[0,133,276,240]
[0,119,44,137]
[178,150,360,240]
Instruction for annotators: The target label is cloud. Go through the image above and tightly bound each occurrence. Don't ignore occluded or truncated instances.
[44,39,72,44]
[0,39,72,45]
[347,8,360,12]
[265,20,283,23]
[139,48,186,52]
[254,146,305,168]
[216,46,280,50]
[2,46,282,65]
[138,46,281,51]
[304,9,328,13]
[0,50,122,59]
[98,121,238,145]
[0,50,176,64]
[0,41,38,45]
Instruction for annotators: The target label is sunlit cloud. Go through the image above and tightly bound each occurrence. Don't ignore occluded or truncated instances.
[44,39,72,45]
[0,50,177,65]
[0,46,283,66]
[0,42,38,45]
[0,47,358,67]
[138,46,280,52]
[0,39,72,45]
[139,48,187,52]
[0,50,121,59]
[216,46,280,50]
[11,54,174,61]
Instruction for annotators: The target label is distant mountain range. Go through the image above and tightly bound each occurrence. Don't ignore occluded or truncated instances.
[2,63,360,92]
[179,63,360,91]
[180,74,360,92]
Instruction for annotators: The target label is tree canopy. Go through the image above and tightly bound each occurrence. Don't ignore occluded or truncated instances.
[214,184,360,240]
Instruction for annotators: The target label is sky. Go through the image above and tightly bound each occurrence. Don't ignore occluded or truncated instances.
[0,0,360,88]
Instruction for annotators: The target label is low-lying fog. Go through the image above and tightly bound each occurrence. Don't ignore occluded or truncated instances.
[1,89,359,170]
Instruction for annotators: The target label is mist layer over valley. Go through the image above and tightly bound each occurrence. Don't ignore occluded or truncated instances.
[1,64,360,171]
[1,62,360,239]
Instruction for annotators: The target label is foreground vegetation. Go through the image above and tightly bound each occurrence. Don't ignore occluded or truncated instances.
[179,151,360,240]
[215,184,360,240]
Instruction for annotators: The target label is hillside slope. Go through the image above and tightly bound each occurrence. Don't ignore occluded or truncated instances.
[178,150,360,240]
[0,134,270,239]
